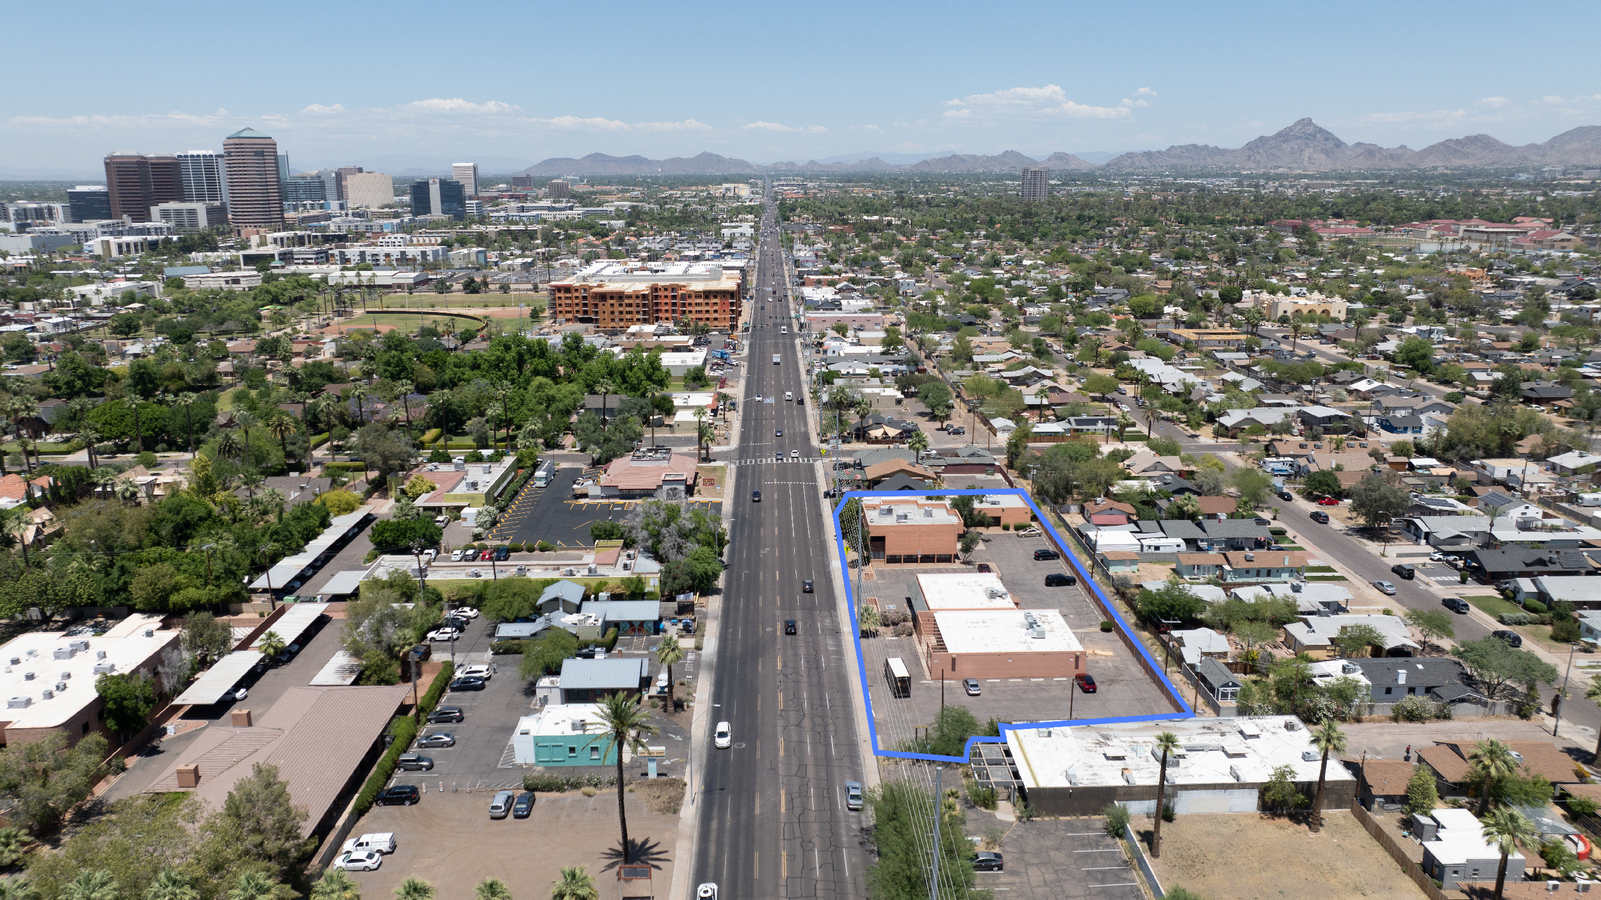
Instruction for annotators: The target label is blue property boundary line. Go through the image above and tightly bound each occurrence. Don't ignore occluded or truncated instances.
[832,487,1194,763]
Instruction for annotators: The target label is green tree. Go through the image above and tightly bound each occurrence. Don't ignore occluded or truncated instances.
[918,381,954,424]
[141,871,197,900]
[1308,721,1347,833]
[256,630,286,661]
[310,871,360,900]
[1480,807,1536,900]
[597,693,659,863]
[1452,639,1559,702]
[1083,374,1119,399]
[1404,608,1455,653]
[1468,739,1520,817]
[180,611,233,665]
[61,870,118,900]
[1260,764,1305,815]
[1302,470,1342,499]
[226,872,279,900]
[1403,763,1439,817]
[1347,474,1409,530]
[958,531,981,562]
[95,672,156,738]
[394,878,435,900]
[216,763,308,878]
[857,602,881,637]
[549,867,597,900]
[1394,336,1436,374]
[1005,420,1032,468]
[1331,624,1384,659]
[518,629,579,681]
[656,634,684,707]
[1230,467,1273,510]
[1137,580,1206,627]
[473,878,511,900]
[0,732,108,834]
[1151,732,1180,858]
[865,779,979,900]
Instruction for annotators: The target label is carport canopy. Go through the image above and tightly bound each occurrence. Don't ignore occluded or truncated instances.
[251,603,328,650]
[174,650,265,706]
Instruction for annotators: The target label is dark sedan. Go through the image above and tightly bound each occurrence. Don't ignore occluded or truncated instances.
[449,676,487,692]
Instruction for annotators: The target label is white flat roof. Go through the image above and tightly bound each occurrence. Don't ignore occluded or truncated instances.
[516,702,608,738]
[917,573,1016,612]
[1008,716,1352,790]
[249,505,372,590]
[317,570,368,597]
[1424,807,1524,865]
[935,609,1082,655]
[975,494,1029,509]
[0,616,176,729]
[309,650,362,686]
[173,650,265,706]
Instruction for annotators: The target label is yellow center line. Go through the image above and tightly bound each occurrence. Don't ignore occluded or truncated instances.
[755,792,760,815]
[780,738,784,758]
[778,692,784,710]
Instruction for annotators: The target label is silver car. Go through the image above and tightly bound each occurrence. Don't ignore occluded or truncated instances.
[1372,580,1397,595]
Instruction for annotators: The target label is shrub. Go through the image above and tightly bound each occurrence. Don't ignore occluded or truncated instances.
[965,781,997,810]
[1499,612,1532,626]
[418,660,454,714]
[354,715,419,815]
[536,540,554,552]
[1523,599,1548,615]
[490,640,526,655]
[1392,695,1436,723]
[1100,621,1114,632]
[522,772,616,793]
[1102,803,1130,837]
[1553,618,1581,643]
[1161,801,1175,823]
[421,428,443,445]
[1569,797,1600,817]
[1001,523,1011,531]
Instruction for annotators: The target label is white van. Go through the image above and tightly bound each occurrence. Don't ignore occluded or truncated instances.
[342,833,397,854]
[784,392,793,402]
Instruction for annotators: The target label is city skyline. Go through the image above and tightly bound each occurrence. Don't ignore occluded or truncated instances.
[6,0,1601,178]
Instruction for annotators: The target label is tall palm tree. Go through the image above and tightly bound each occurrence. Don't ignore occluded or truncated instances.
[656,634,684,707]
[595,378,616,425]
[127,386,149,455]
[394,877,435,900]
[1114,411,1135,442]
[216,429,241,463]
[854,397,874,443]
[175,394,199,459]
[597,692,659,863]
[692,408,706,462]
[144,870,198,900]
[61,870,118,900]
[1308,720,1347,833]
[267,412,297,467]
[2,506,35,570]
[908,430,930,460]
[349,385,369,426]
[1151,731,1180,858]
[234,410,258,466]
[1468,739,1519,817]
[1480,807,1535,900]
[1585,674,1601,763]
[549,867,597,900]
[472,878,510,900]
[226,872,278,900]
[393,381,416,436]
[91,466,119,499]
[309,870,360,900]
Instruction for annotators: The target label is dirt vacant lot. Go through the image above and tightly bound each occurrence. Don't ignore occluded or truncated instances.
[1145,812,1427,900]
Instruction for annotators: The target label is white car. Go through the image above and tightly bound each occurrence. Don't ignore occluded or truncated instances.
[450,549,465,562]
[333,850,383,872]
[753,395,762,402]
[457,664,491,680]
[697,885,718,900]
[1429,552,1449,562]
[426,628,462,642]
[453,607,480,619]
[714,721,732,749]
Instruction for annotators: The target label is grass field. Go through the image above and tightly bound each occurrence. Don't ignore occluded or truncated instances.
[326,312,488,333]
[1465,593,1522,618]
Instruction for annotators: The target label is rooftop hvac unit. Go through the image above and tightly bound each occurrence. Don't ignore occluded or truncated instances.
[483,464,492,474]
[1397,669,1407,684]
[24,649,36,658]
[1029,627,1046,640]
[59,672,70,681]
[96,650,107,660]
[144,629,154,638]
[1244,552,1255,562]
[53,682,66,693]
[69,640,89,652]
[7,658,17,666]
[40,690,52,700]
[92,663,115,675]
[22,672,33,682]
[1230,765,1245,782]
[923,508,933,518]
[1290,581,1304,592]
[1122,768,1136,786]
[53,648,73,660]
[6,697,29,709]
[1342,661,1359,675]
[1302,750,1320,762]
[1285,719,1301,731]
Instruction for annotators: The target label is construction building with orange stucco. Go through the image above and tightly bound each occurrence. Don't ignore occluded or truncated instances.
[548,261,743,333]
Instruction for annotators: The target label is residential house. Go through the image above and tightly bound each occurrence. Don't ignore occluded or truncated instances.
[1230,581,1350,616]
[1489,513,1601,548]
[1098,550,1140,574]
[1418,741,1579,801]
[1350,658,1478,705]
[1522,382,1573,409]
[1175,552,1225,580]
[1195,657,1243,703]
[1419,807,1524,890]
[557,657,651,704]
[1220,550,1308,584]
[1374,414,1424,434]
[1282,613,1417,659]
[1296,405,1362,435]
[1084,498,1138,526]
[1123,452,1185,479]
[1398,515,1492,550]
[1547,449,1601,477]
[1468,547,1597,581]
[1349,758,1420,811]
[863,459,937,488]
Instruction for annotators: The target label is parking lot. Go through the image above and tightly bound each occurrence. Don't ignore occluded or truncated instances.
[489,467,720,549]
[962,809,1143,900]
[856,529,1180,754]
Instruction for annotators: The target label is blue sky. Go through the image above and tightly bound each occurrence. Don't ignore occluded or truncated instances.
[8,0,1601,177]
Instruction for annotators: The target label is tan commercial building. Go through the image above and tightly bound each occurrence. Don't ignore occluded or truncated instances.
[908,572,1084,680]
[1248,290,1348,322]
[549,261,743,333]
[861,497,961,564]
[343,172,394,209]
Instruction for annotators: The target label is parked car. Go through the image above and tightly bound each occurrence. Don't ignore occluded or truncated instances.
[395,753,434,771]
[973,852,1004,872]
[426,628,461,643]
[1492,629,1523,648]
[714,721,732,749]
[457,664,491,680]
[1044,573,1075,587]
[342,833,397,855]
[427,706,463,724]
[449,676,487,692]
[333,851,383,872]
[512,792,536,818]
[1074,673,1097,693]
[375,785,419,806]
[963,678,981,697]
[450,549,465,562]
[1310,510,1330,524]
[489,790,515,819]
[1316,497,1340,506]
[1391,563,1416,580]
[1032,549,1060,561]
[1372,580,1397,595]
[1442,597,1471,614]
[784,619,797,635]
[416,733,456,749]
[976,563,992,573]
[1430,552,1451,562]
[845,781,864,811]
[479,550,495,562]
[493,546,510,561]
[948,426,965,435]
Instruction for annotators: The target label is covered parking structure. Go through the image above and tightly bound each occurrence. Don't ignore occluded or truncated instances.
[248,507,373,592]
[173,650,266,706]
[250,602,328,652]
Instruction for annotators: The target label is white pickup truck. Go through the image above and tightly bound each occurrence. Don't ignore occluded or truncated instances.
[772,354,781,365]
[342,832,397,854]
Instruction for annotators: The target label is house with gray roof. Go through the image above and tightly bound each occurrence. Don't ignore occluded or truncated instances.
[1197,518,1272,551]
[1398,515,1492,550]
[1350,658,1479,706]
[558,657,651,704]
[539,580,588,615]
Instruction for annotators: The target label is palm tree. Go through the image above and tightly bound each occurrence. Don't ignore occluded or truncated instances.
[394,877,435,900]
[473,878,510,900]
[175,394,199,459]
[258,630,286,661]
[908,431,930,460]
[692,407,706,462]
[2,506,34,569]
[595,378,616,425]
[1114,411,1135,442]
[0,875,39,900]
[393,381,416,436]
[1308,720,1347,833]
[597,691,659,863]
[91,466,119,499]
[61,870,118,900]
[1468,739,1519,817]
[1480,807,1536,900]
[656,634,684,707]
[309,870,360,900]
[854,397,874,443]
[549,867,597,900]
[1151,731,1180,858]
[1585,674,1601,763]
[267,412,297,467]
[349,385,369,425]
[234,410,257,465]
[80,424,102,470]
[0,825,27,867]
[240,472,264,500]
[226,872,278,900]
[217,429,241,463]
[144,870,198,900]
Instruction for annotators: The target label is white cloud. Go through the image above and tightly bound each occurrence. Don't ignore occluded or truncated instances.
[1479,96,1510,108]
[741,121,827,134]
[1134,87,1156,96]
[942,85,1131,121]
[1542,95,1565,104]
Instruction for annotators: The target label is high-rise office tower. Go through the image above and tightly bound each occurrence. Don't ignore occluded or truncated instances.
[67,187,112,222]
[452,162,479,198]
[547,179,570,200]
[344,172,393,209]
[1020,166,1050,203]
[410,178,466,221]
[223,128,285,229]
[511,175,533,189]
[177,151,227,204]
[104,153,183,221]
[282,176,328,204]
[336,166,364,201]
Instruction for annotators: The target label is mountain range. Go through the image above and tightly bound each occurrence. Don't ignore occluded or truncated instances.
[514,119,1601,177]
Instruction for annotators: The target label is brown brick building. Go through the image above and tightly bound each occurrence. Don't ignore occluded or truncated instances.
[861,497,962,564]
[549,262,742,332]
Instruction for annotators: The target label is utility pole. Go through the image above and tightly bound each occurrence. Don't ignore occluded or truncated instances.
[930,766,944,900]
[1554,642,1577,738]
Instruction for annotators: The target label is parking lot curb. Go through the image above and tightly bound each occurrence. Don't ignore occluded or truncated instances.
[818,468,881,792]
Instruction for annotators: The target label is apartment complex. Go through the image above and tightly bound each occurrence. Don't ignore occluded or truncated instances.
[1021,166,1050,203]
[104,154,182,222]
[452,162,479,197]
[222,128,284,230]
[549,261,743,332]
